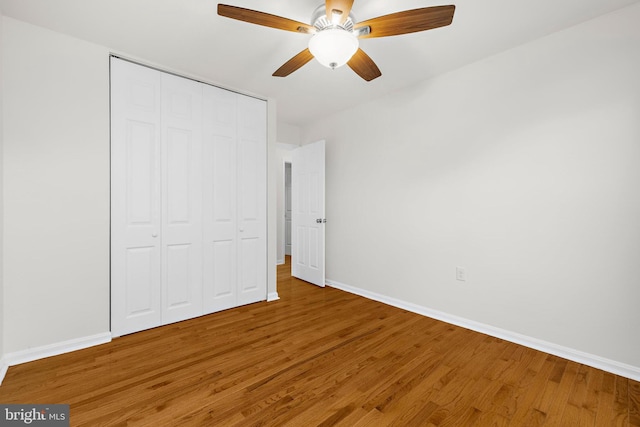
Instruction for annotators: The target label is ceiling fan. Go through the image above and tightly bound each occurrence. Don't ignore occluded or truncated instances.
[217,1,455,81]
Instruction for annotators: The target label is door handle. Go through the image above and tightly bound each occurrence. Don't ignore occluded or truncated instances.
[316,218,327,224]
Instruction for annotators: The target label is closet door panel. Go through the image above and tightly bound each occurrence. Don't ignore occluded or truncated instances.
[161,73,203,324]
[203,86,238,313]
[166,243,192,308]
[111,59,162,336]
[239,237,260,295]
[212,240,234,297]
[237,96,267,305]
[125,247,156,314]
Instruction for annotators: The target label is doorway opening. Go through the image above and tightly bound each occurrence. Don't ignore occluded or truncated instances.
[285,162,292,258]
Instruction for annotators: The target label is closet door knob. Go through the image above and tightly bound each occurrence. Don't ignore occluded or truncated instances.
[239,228,245,232]
[152,232,158,238]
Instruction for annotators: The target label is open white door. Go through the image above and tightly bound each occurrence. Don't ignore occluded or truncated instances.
[292,140,325,287]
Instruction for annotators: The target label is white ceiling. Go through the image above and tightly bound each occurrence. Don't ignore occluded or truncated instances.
[1,0,639,127]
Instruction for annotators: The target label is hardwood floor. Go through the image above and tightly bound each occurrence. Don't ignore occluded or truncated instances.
[1,257,639,426]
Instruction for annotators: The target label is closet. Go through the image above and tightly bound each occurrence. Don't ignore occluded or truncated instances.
[110,58,266,337]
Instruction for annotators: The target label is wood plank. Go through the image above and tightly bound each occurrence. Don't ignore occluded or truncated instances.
[508,353,556,424]
[631,379,640,426]
[615,376,631,426]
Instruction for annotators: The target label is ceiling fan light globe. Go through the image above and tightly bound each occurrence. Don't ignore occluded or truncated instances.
[308,28,359,69]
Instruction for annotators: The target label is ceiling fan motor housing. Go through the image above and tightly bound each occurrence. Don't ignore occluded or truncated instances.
[311,4,356,31]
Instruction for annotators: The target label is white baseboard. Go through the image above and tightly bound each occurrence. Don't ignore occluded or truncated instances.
[3,332,112,368]
[267,292,280,302]
[0,358,8,386]
[326,279,640,382]
[277,258,285,265]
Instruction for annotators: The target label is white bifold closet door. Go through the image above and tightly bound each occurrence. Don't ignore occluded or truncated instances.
[111,58,266,337]
[111,59,163,335]
[160,69,204,325]
[202,86,267,313]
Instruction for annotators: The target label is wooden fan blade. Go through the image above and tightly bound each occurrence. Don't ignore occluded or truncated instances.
[347,49,381,82]
[218,4,315,34]
[354,5,455,39]
[325,0,354,25]
[273,49,315,77]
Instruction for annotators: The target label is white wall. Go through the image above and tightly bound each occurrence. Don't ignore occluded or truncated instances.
[2,18,111,353]
[1,17,278,357]
[301,4,640,372]
[267,100,278,299]
[0,10,5,376]
[276,122,301,146]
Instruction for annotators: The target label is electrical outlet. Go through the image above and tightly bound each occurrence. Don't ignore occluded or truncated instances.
[456,266,466,282]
